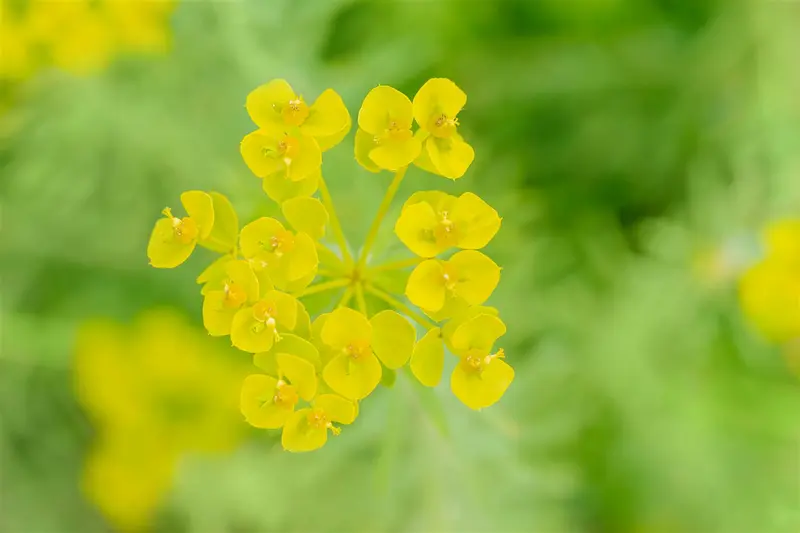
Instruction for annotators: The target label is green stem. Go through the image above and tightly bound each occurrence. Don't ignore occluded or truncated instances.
[292,278,350,298]
[355,283,369,316]
[337,287,354,308]
[364,283,436,330]
[357,166,407,270]
[367,256,424,274]
[318,176,354,268]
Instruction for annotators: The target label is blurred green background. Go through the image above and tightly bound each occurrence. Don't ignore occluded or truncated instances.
[4,0,800,532]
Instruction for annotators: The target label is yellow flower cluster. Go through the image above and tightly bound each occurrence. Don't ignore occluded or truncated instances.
[739,219,800,342]
[74,309,247,530]
[147,78,513,452]
[0,0,175,80]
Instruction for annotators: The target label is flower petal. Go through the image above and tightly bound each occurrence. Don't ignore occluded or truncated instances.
[315,394,357,424]
[147,218,195,268]
[355,128,382,173]
[276,352,317,401]
[450,192,501,250]
[320,307,372,349]
[285,233,319,282]
[230,307,275,353]
[370,310,415,369]
[406,260,446,312]
[450,314,507,355]
[240,129,285,178]
[270,333,321,371]
[369,136,422,171]
[282,197,328,240]
[316,113,352,152]
[451,358,514,410]
[180,191,215,239]
[442,305,499,352]
[225,259,262,302]
[302,89,351,139]
[202,291,238,336]
[427,136,474,180]
[262,168,320,204]
[322,353,382,400]
[450,250,500,306]
[241,374,292,429]
[410,327,445,387]
[239,217,285,259]
[739,260,800,342]
[395,201,443,258]
[413,78,467,128]
[402,190,455,214]
[358,85,414,134]
[281,409,327,452]
[199,192,239,254]
[197,254,235,291]
[286,134,322,182]
[261,290,299,330]
[246,79,296,131]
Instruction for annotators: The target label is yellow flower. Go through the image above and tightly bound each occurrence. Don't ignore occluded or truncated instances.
[240,128,322,182]
[245,79,351,151]
[412,78,474,180]
[762,219,800,265]
[103,0,176,55]
[395,191,502,257]
[202,259,263,336]
[230,290,300,353]
[355,85,422,172]
[241,350,318,429]
[45,1,115,76]
[320,307,415,400]
[409,327,445,387]
[739,258,800,342]
[281,394,357,452]
[239,217,319,290]
[0,14,36,80]
[448,314,513,410]
[406,250,501,315]
[147,191,215,268]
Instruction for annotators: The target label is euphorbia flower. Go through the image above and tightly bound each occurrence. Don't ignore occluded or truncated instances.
[355,85,422,172]
[147,191,214,268]
[245,79,351,151]
[202,260,262,336]
[230,290,300,353]
[412,78,474,180]
[240,129,321,183]
[239,217,319,290]
[395,191,501,257]
[320,307,415,400]
[281,394,357,452]
[449,314,513,410]
[406,250,501,315]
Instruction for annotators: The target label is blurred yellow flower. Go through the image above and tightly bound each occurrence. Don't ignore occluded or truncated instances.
[412,78,475,180]
[355,85,422,172]
[395,190,501,257]
[74,309,248,529]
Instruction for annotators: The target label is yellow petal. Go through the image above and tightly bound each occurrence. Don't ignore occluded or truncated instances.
[253,351,279,376]
[413,78,467,128]
[230,307,276,353]
[450,192,501,250]
[427,136,475,180]
[320,307,372,349]
[282,197,328,240]
[450,314,507,355]
[311,313,338,366]
[355,128,382,173]
[225,259,262,302]
[270,333,322,371]
[280,268,317,293]
[197,254,235,291]
[246,79,296,131]
[202,291,238,336]
[410,327,445,387]
[370,310,415,369]
[316,112,352,152]
[394,201,443,258]
[262,290,299,330]
[302,89,351,139]
[180,190,215,239]
[322,353,382,400]
[403,190,455,214]
[276,353,317,401]
[240,129,286,178]
[239,217,286,259]
[286,134,322,182]
[241,374,292,429]
[369,136,422,171]
[296,301,312,338]
[199,192,239,254]
[763,219,800,264]
[281,409,327,452]
[262,168,320,204]
[739,260,800,342]
[451,358,514,410]
[412,129,438,174]
[147,218,196,268]
[450,250,501,305]
[285,233,319,282]
[422,295,469,323]
[358,85,414,134]
[315,394,356,424]
[406,260,446,311]
[442,305,499,351]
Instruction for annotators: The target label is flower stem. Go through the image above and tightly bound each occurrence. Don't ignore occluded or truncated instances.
[367,256,424,274]
[355,283,369,316]
[364,283,436,330]
[337,287,354,308]
[292,278,350,298]
[357,166,407,270]
[318,175,354,268]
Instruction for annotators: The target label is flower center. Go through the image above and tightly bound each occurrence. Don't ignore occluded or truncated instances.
[162,208,199,244]
[376,119,412,145]
[344,339,371,360]
[429,113,459,138]
[278,135,301,166]
[223,281,248,308]
[281,98,309,127]
[433,210,459,248]
[463,348,505,374]
[273,380,299,408]
[306,408,341,435]
[441,263,459,291]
